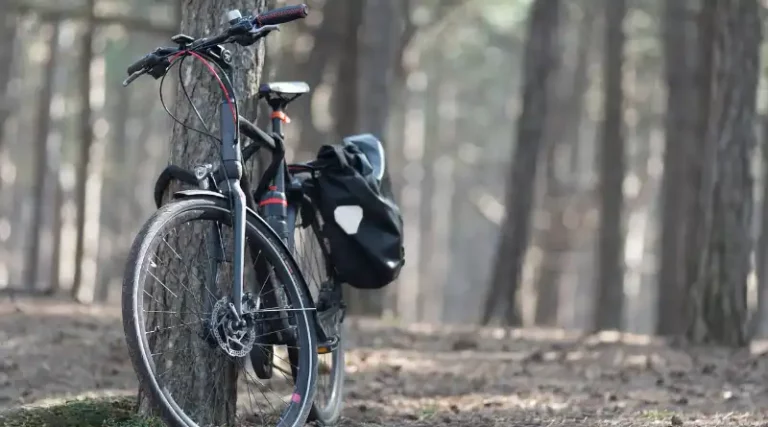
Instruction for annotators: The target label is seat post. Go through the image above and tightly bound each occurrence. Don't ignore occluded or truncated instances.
[270,107,285,138]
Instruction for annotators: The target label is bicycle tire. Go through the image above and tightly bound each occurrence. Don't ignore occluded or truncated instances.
[307,326,344,425]
[287,200,345,426]
[122,197,317,427]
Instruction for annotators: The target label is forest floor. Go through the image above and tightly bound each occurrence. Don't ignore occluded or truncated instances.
[0,297,767,426]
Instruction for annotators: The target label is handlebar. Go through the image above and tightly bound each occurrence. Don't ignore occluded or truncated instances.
[122,47,179,86]
[123,4,308,86]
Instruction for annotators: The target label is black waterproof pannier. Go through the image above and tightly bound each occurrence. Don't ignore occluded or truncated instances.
[303,135,404,289]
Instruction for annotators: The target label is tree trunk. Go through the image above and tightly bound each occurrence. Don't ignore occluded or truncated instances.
[352,0,399,317]
[49,172,63,294]
[0,0,17,156]
[358,0,398,196]
[71,0,95,301]
[685,0,761,346]
[593,0,626,332]
[382,0,412,317]
[332,0,380,317]
[417,51,441,322]
[656,0,699,336]
[481,0,561,326]
[756,113,768,338]
[24,18,60,291]
[96,80,132,302]
[332,1,362,140]
[137,0,268,421]
[293,0,343,156]
[533,4,595,326]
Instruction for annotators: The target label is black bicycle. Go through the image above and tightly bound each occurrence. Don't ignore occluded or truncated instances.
[119,5,366,426]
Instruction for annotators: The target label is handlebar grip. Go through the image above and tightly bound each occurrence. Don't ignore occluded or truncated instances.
[127,53,155,75]
[255,4,308,26]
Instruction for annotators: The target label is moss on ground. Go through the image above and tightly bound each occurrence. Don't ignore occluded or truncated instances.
[0,396,163,427]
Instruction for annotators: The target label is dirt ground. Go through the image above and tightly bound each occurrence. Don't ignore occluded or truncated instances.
[1,297,767,426]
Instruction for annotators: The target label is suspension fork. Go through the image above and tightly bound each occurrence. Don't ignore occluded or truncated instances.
[218,86,247,320]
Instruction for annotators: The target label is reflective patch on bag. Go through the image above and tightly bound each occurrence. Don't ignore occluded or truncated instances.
[333,205,363,234]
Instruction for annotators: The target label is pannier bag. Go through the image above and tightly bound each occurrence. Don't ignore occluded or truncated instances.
[305,135,405,289]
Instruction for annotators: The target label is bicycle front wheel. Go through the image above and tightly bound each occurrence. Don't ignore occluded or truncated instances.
[122,197,317,427]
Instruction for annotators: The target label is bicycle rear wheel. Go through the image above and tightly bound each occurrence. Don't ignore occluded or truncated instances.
[122,197,317,427]
[287,199,346,425]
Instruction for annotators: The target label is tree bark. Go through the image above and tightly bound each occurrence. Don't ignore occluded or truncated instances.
[481,0,561,326]
[685,0,761,347]
[137,0,268,421]
[593,0,626,332]
[657,0,699,336]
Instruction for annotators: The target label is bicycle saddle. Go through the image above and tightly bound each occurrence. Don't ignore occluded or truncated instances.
[342,134,386,183]
[258,81,310,96]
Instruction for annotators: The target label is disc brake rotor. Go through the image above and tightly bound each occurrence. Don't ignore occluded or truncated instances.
[211,297,256,357]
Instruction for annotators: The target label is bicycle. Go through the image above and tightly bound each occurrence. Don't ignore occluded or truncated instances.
[120,5,377,426]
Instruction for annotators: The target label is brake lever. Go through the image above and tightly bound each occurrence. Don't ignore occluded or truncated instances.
[232,24,279,47]
[250,24,280,37]
[122,69,147,87]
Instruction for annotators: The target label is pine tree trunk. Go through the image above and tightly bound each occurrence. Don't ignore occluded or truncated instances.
[756,113,768,338]
[685,0,761,347]
[355,0,398,317]
[71,0,95,301]
[24,18,60,291]
[0,0,17,158]
[593,0,626,332]
[657,0,699,336]
[481,0,561,326]
[359,0,398,198]
[333,0,385,317]
[294,0,342,156]
[534,5,594,326]
[137,0,267,421]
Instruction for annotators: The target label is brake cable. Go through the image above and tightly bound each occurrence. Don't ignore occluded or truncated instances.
[158,47,239,145]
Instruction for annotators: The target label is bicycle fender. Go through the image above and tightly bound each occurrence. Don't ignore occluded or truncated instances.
[173,189,227,200]
[172,189,316,309]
